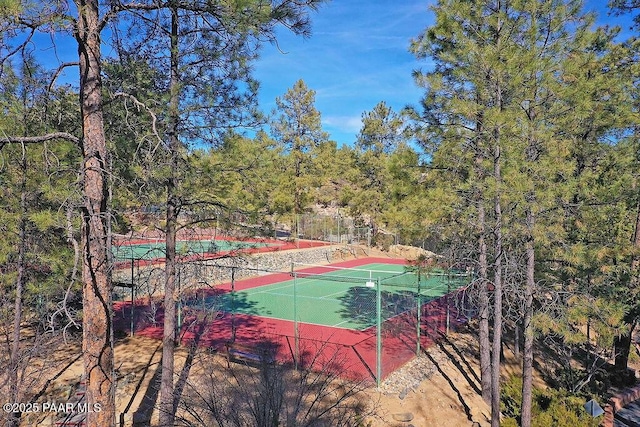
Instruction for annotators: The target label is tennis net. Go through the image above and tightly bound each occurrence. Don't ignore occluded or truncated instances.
[291,262,466,289]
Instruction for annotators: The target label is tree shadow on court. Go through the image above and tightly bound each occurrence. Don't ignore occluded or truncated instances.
[336,286,441,330]
[179,289,281,353]
[184,287,262,317]
[123,291,289,425]
[114,288,263,344]
[336,287,473,381]
[335,286,376,328]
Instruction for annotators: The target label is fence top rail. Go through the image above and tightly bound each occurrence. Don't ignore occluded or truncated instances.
[291,262,404,275]
[290,262,473,277]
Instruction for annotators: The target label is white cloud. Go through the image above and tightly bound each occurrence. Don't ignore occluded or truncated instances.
[323,115,363,134]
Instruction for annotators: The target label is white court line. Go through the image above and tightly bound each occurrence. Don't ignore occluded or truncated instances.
[242,276,336,295]
[247,291,346,302]
[238,312,360,330]
[244,276,355,299]
[321,289,350,299]
[242,282,295,295]
[287,278,354,299]
[332,318,363,328]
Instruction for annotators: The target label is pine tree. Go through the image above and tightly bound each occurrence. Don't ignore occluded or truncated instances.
[2,1,327,423]
[349,102,413,235]
[109,6,328,423]
[410,0,509,411]
[271,79,330,236]
[0,54,80,427]
[410,1,631,425]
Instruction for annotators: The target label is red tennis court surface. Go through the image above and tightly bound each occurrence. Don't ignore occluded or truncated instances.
[113,257,467,383]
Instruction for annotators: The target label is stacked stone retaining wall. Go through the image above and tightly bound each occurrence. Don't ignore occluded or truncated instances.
[113,245,370,300]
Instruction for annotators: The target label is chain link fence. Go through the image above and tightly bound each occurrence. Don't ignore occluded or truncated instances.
[114,260,473,385]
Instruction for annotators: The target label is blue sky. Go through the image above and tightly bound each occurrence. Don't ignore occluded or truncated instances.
[20,1,635,148]
[29,0,428,148]
[254,0,430,146]
[254,0,635,147]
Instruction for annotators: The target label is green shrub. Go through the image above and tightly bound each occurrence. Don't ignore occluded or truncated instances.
[552,366,610,396]
[501,376,602,427]
[373,232,394,251]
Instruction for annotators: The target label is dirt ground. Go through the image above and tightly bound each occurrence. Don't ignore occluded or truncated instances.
[17,329,490,427]
[25,315,639,427]
[369,330,491,427]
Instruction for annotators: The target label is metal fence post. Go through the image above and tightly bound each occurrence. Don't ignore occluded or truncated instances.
[376,277,382,387]
[130,258,135,337]
[293,272,299,370]
[231,267,236,342]
[417,270,421,356]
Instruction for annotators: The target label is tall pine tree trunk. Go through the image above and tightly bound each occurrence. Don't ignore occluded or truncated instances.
[614,199,640,372]
[76,0,115,422]
[159,186,178,425]
[521,206,535,427]
[521,102,539,427]
[159,5,180,425]
[477,176,492,404]
[478,204,492,404]
[491,140,503,427]
[9,145,27,427]
[490,20,504,421]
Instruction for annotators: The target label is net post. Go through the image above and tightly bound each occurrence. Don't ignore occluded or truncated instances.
[293,272,299,370]
[376,277,382,388]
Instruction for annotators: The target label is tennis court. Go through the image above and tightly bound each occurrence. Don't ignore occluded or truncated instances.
[113,239,276,262]
[194,262,470,331]
[115,257,474,384]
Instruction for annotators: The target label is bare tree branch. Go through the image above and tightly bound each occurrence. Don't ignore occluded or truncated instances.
[0,28,37,76]
[112,91,164,146]
[49,203,81,341]
[0,132,80,151]
[47,61,80,92]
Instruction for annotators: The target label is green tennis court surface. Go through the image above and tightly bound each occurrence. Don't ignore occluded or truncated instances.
[113,239,274,261]
[197,263,470,331]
